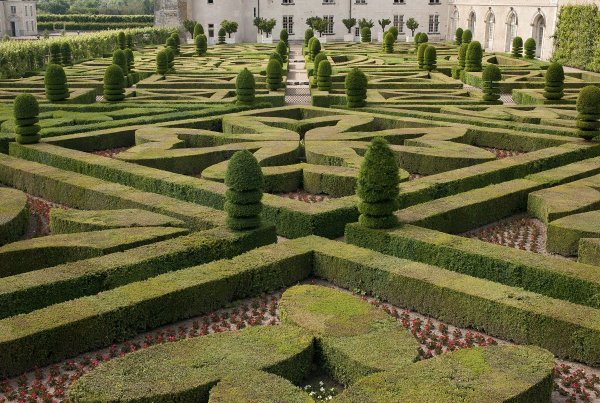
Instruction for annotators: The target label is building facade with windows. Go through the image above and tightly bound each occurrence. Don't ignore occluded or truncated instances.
[0,0,37,37]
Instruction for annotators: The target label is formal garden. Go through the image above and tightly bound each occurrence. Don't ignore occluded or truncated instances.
[0,19,599,402]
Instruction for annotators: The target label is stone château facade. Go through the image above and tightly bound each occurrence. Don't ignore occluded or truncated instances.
[0,0,38,37]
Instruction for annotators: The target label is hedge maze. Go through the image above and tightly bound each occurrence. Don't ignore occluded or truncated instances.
[1,27,600,402]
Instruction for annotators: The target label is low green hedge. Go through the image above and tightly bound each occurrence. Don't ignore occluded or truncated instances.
[38,22,152,31]
[547,210,600,256]
[0,187,28,246]
[38,14,154,23]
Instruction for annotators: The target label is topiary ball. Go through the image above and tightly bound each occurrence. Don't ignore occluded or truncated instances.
[576,85,600,141]
[14,93,41,144]
[224,149,264,230]
[195,34,208,56]
[156,49,169,75]
[345,67,368,108]
[44,64,69,102]
[103,64,125,102]
[266,59,283,91]
[317,60,332,92]
[543,63,565,101]
[236,68,255,106]
[462,29,472,44]
[524,38,536,59]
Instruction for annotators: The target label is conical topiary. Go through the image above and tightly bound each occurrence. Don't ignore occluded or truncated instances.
[304,28,314,47]
[280,29,288,46]
[543,63,564,101]
[414,32,428,49]
[276,40,288,62]
[195,33,207,56]
[417,43,428,69]
[576,86,600,141]
[357,137,399,229]
[125,48,134,72]
[224,150,264,230]
[166,36,178,56]
[193,23,204,38]
[14,93,41,144]
[384,31,394,53]
[317,60,332,92]
[266,58,283,91]
[170,32,181,54]
[310,37,321,61]
[465,41,482,72]
[236,68,255,105]
[126,32,134,49]
[49,42,62,65]
[512,36,523,58]
[388,26,398,41]
[462,29,472,44]
[117,31,126,50]
[103,64,125,102]
[481,64,502,103]
[61,42,72,66]
[218,28,226,44]
[455,27,463,45]
[345,67,368,108]
[165,47,175,72]
[312,52,327,78]
[524,38,536,59]
[45,64,69,102]
[361,27,371,43]
[156,49,168,75]
[423,45,437,71]
[112,49,128,75]
[270,52,284,66]
[452,42,469,78]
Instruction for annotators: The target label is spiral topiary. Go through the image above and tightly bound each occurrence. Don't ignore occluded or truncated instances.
[462,29,472,44]
[524,38,536,59]
[481,64,502,103]
[543,63,565,101]
[49,42,62,65]
[112,49,127,75]
[270,52,284,66]
[388,26,398,41]
[312,52,327,78]
[218,28,226,44]
[304,28,314,47]
[423,45,437,71]
[357,137,399,229]
[345,67,368,108]
[44,64,69,102]
[117,31,126,50]
[193,23,204,38]
[195,34,207,56]
[417,43,428,69]
[317,59,332,92]
[280,29,288,46]
[165,47,175,72]
[266,59,283,91]
[14,93,41,144]
[309,37,321,61]
[224,150,264,230]
[276,40,288,62]
[126,32,134,49]
[156,49,168,75]
[455,27,463,45]
[465,41,483,72]
[361,27,371,43]
[236,68,255,106]
[384,32,394,53]
[103,64,125,102]
[61,42,72,66]
[125,48,134,72]
[511,36,523,58]
[576,86,600,141]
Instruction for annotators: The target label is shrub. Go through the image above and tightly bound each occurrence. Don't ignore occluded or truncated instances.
[225,150,264,230]
[361,27,371,43]
[171,31,180,50]
[60,42,72,65]
[49,42,61,65]
[455,27,463,45]
[156,49,168,75]
[103,64,125,102]
[388,26,398,41]
[481,64,502,103]
[124,48,134,72]
[125,32,134,49]
[195,33,207,56]
[462,29,472,44]
[165,36,177,53]
[309,37,321,61]
[304,28,314,47]
[511,36,523,58]
[414,32,428,49]
[452,42,469,78]
[524,37,536,59]
[218,27,226,44]
[266,58,283,91]
[576,85,600,141]
[417,43,428,69]
[44,64,69,102]
[317,60,332,92]
[356,137,399,229]
[14,93,41,144]
[193,23,204,38]
[345,67,368,108]
[270,52,283,65]
[465,41,483,72]
[165,47,175,72]
[384,32,394,53]
[423,45,437,71]
[112,48,128,83]
[312,52,327,77]
[276,40,288,62]
[117,31,126,50]
[280,29,288,46]
[236,68,255,106]
[543,62,565,100]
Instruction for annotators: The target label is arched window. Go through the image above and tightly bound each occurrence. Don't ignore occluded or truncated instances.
[505,10,518,52]
[532,13,545,58]
[468,11,476,33]
[450,8,459,36]
[485,11,495,50]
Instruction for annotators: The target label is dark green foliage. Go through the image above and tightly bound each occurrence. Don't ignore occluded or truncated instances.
[361,27,371,42]
[481,64,502,102]
[576,85,600,140]
[44,64,69,102]
[345,67,368,108]
[388,26,398,40]
[304,28,314,46]
[414,32,428,49]
[165,47,175,72]
[124,48,134,72]
[452,42,470,79]
[384,32,394,53]
[462,29,472,44]
[543,63,565,100]
[103,64,125,102]
[423,45,436,71]
[417,43,428,69]
[218,27,226,44]
[266,59,283,91]
[117,31,126,50]
[112,49,128,75]
[60,42,72,65]
[356,137,399,229]
[280,29,288,46]
[165,36,177,56]
[236,68,255,106]
[225,150,264,230]
[194,33,207,56]
[317,60,332,92]
[270,52,284,65]
[512,36,523,58]
[193,23,204,38]
[13,93,40,144]
[276,40,288,62]
[125,32,134,49]
[455,27,463,45]
[524,37,536,59]
[312,52,327,77]
[156,49,168,75]
[49,42,62,65]
[465,41,483,72]
[171,32,180,51]
[309,37,321,61]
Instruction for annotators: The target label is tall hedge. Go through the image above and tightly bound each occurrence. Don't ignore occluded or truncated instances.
[14,94,41,144]
[511,36,523,58]
[455,27,463,45]
[361,27,371,43]
[195,34,207,56]
[543,63,565,101]
[103,64,125,102]
[166,36,178,55]
[44,64,69,102]
[266,59,283,91]
[345,67,368,108]
[317,60,332,92]
[225,150,264,230]
[465,41,483,72]
[236,68,255,105]
[356,137,399,229]
[481,64,502,103]
[156,49,168,75]
[423,45,436,71]
[576,86,600,141]
[524,38,536,59]
[553,4,600,72]
[61,42,72,66]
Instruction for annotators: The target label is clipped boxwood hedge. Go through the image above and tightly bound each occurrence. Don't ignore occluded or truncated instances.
[0,187,28,246]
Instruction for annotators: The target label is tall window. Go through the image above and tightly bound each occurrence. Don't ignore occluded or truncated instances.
[505,11,518,52]
[25,6,28,16]
[10,6,16,14]
[283,15,294,34]
[393,15,404,33]
[428,15,439,33]
[323,15,334,34]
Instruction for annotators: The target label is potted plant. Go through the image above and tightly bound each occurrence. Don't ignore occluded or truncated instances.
[221,20,238,44]
[342,18,356,42]
[357,18,374,42]
[311,17,329,43]
[254,17,264,43]
[261,18,277,43]
[377,18,391,42]
[406,17,419,42]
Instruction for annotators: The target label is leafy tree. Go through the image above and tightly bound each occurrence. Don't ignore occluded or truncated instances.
[342,18,356,34]
[254,17,264,34]
[14,94,41,144]
[224,150,264,230]
[310,17,329,37]
[37,0,69,14]
[306,17,318,28]
[221,20,239,38]
[378,18,391,31]
[358,18,374,29]
[261,18,277,38]
[406,17,419,36]
[183,19,196,36]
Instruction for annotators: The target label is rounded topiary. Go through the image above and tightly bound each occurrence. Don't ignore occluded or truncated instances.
[195,33,207,56]
[384,32,394,53]
[14,93,41,144]
[414,32,428,49]
[44,64,69,102]
[357,137,399,229]
[156,49,169,75]
[312,52,327,78]
[61,42,72,66]
[423,45,437,71]
[304,28,314,47]
[117,31,126,50]
[543,63,565,101]
[276,40,288,62]
[112,49,128,75]
[280,29,288,46]
[171,32,181,52]
[224,149,264,230]
[481,64,502,103]
[317,59,332,92]
[266,59,283,91]
[236,68,255,106]
[576,86,600,141]
[452,42,469,78]
[125,32,134,49]
[462,29,472,44]
[218,28,226,44]
[49,42,62,65]
[388,26,398,41]
[455,27,463,45]
[166,36,177,54]
[103,64,125,102]
[125,48,134,72]
[524,37,536,59]
[511,36,523,58]
[165,47,175,72]
[465,41,483,72]
[309,37,321,61]
[270,52,284,66]
[193,23,204,38]
[345,67,368,108]
[361,27,371,43]
[417,43,428,69]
